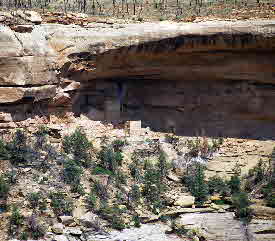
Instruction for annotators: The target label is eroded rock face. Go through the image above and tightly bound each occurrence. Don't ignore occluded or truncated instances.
[0,19,275,138]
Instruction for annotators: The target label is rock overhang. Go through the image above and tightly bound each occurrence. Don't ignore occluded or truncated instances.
[1,20,275,138]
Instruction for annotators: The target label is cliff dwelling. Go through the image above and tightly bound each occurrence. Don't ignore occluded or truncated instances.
[1,21,275,139]
[67,32,275,139]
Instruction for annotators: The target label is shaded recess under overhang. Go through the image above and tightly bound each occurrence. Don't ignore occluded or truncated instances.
[61,30,275,140]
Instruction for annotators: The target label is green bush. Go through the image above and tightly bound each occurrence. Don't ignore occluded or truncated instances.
[8,129,30,164]
[132,215,141,227]
[49,192,73,216]
[112,139,127,152]
[86,193,97,210]
[98,202,124,217]
[98,145,123,173]
[71,183,85,195]
[20,232,28,240]
[5,170,17,184]
[27,192,42,210]
[130,184,141,205]
[115,191,126,204]
[62,127,92,167]
[10,206,24,226]
[208,176,229,196]
[111,215,125,230]
[63,159,83,184]
[129,161,143,182]
[92,166,113,176]
[0,139,9,159]
[266,194,275,208]
[213,199,226,205]
[92,181,109,201]
[211,139,221,152]
[228,175,241,194]
[184,163,209,205]
[261,182,275,207]
[165,135,179,145]
[232,192,251,221]
[152,199,165,214]
[142,167,166,210]
[248,159,267,185]
[158,151,169,178]
[98,203,126,230]
[0,175,9,199]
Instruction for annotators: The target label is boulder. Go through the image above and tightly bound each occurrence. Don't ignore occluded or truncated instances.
[58,216,75,226]
[0,85,56,103]
[63,82,81,92]
[174,195,195,207]
[78,212,100,228]
[167,173,181,183]
[52,223,65,234]
[0,26,23,57]
[53,93,71,106]
[65,227,82,236]
[53,235,69,241]
[15,10,42,24]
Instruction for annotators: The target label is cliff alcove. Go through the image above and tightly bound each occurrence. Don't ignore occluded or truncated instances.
[1,20,275,139]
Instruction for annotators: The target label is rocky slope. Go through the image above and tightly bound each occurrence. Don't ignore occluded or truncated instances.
[0,15,275,138]
[0,118,274,241]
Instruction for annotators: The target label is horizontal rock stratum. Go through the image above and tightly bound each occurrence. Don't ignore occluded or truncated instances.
[0,19,275,138]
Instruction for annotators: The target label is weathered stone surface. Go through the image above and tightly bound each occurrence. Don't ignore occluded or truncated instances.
[85,223,183,241]
[164,207,215,216]
[176,212,247,241]
[65,227,82,235]
[248,219,275,241]
[52,223,65,234]
[0,56,57,86]
[53,235,69,241]
[167,173,181,183]
[174,195,195,207]
[250,205,275,219]
[58,216,75,226]
[0,26,23,57]
[78,212,100,228]
[0,85,56,103]
[15,10,42,24]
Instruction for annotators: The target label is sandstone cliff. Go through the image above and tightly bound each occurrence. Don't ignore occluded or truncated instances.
[0,19,275,138]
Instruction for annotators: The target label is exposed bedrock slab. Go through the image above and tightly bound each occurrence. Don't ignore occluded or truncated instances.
[0,85,56,103]
[0,56,58,86]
